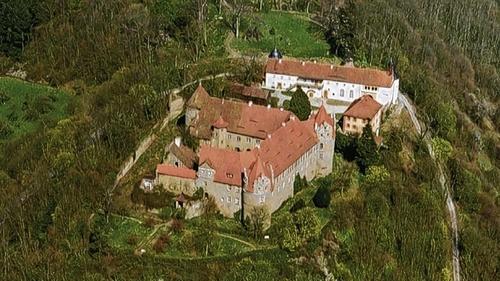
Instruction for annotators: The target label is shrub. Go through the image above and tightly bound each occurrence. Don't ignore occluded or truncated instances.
[313,184,331,208]
[153,233,170,253]
[170,219,184,233]
[144,217,156,229]
[290,198,306,213]
[173,208,186,220]
[159,206,174,221]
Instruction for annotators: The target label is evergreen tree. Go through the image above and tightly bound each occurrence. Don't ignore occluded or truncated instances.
[313,183,331,208]
[287,87,311,121]
[355,124,379,173]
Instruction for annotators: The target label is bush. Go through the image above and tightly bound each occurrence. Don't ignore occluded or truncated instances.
[159,206,174,221]
[144,217,156,229]
[293,174,307,194]
[173,208,186,220]
[153,233,170,253]
[170,219,184,233]
[290,198,306,213]
[313,184,331,208]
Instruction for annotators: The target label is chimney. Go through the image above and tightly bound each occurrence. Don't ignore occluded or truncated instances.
[221,98,224,104]
[174,137,182,147]
[248,100,253,107]
[301,61,305,66]
[278,59,282,64]
[313,60,317,64]
[281,122,286,127]
[267,104,271,109]
[280,107,284,111]
[330,65,334,69]
[267,134,272,139]
[290,115,296,121]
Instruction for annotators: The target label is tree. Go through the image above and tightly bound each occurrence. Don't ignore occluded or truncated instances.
[355,124,380,173]
[295,207,321,241]
[432,102,457,141]
[313,183,331,208]
[247,206,270,240]
[293,174,307,194]
[322,0,357,60]
[431,137,453,163]
[286,87,311,121]
[276,213,301,251]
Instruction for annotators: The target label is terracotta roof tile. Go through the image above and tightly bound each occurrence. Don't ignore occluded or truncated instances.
[168,142,198,169]
[258,118,318,178]
[230,82,269,100]
[186,84,210,109]
[199,146,250,186]
[343,95,382,120]
[314,104,334,127]
[157,164,196,179]
[212,115,229,129]
[188,85,291,139]
[266,59,394,88]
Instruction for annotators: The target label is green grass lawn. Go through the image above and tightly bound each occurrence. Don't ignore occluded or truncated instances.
[105,215,151,252]
[0,77,72,141]
[232,12,331,58]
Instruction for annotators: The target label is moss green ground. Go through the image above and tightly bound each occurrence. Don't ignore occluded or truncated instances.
[0,77,71,140]
[232,11,331,58]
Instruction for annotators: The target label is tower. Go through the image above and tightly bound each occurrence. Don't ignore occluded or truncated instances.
[314,105,335,176]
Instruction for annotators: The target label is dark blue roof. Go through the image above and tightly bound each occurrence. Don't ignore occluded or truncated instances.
[268,48,283,59]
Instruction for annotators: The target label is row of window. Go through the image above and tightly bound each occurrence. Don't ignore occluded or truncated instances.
[221,196,240,205]
[364,86,378,91]
[319,89,355,99]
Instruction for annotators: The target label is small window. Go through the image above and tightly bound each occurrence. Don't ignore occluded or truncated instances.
[235,198,239,205]
[228,135,231,139]
[349,90,354,98]
[320,143,324,149]
[227,196,231,203]
[237,136,241,142]
[247,137,251,143]
[226,173,233,178]
[340,89,345,97]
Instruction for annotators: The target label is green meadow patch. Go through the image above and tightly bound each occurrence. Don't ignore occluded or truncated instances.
[0,77,72,141]
[232,11,331,58]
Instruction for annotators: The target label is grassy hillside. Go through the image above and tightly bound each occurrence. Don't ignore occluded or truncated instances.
[0,77,71,140]
[232,11,331,58]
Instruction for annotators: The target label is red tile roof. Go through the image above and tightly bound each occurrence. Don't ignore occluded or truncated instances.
[343,95,382,120]
[156,164,196,179]
[266,59,394,88]
[314,104,334,127]
[197,116,319,190]
[230,82,269,100]
[188,85,291,139]
[212,115,229,129]
[258,118,318,178]
[199,146,251,186]
[168,142,198,169]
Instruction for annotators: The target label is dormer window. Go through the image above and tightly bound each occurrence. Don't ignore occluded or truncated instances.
[226,173,233,179]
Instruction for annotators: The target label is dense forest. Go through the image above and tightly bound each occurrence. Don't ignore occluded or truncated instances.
[0,0,498,280]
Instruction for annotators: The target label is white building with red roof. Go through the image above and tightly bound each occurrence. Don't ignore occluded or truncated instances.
[155,86,335,217]
[264,58,399,113]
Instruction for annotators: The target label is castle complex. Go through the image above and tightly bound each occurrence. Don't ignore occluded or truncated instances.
[154,84,335,217]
